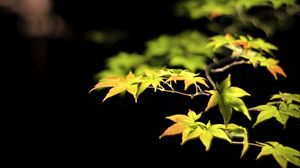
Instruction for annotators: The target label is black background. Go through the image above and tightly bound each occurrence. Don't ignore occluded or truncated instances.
[2,1,299,167]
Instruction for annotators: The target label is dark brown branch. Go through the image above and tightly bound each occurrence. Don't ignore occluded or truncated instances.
[205,57,234,90]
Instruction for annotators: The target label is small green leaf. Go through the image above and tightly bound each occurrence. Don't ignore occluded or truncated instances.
[199,129,213,151]
[253,106,278,127]
[226,123,249,157]
[208,124,231,143]
[270,92,300,104]
[181,126,202,145]
[256,141,300,168]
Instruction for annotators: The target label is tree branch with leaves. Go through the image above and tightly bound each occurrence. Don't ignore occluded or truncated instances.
[90,1,300,168]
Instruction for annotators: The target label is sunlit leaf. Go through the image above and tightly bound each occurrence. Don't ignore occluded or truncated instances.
[205,90,218,111]
[226,123,249,157]
[166,70,208,90]
[256,141,300,168]
[208,124,231,143]
[160,109,204,141]
[210,75,251,125]
[181,126,202,145]
[92,72,140,102]
[270,92,300,104]
[137,69,164,97]
[166,114,189,123]
[207,34,233,51]
[159,123,186,139]
[252,105,278,127]
[251,93,300,127]
[262,58,287,80]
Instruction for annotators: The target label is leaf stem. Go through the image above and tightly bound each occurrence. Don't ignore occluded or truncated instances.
[231,141,263,148]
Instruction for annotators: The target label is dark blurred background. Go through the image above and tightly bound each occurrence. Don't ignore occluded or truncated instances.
[1,0,299,167]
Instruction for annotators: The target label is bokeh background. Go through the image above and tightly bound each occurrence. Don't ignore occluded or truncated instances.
[1,0,299,167]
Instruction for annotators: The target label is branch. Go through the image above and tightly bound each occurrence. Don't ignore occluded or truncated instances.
[205,57,233,90]
[205,66,216,90]
[149,87,210,98]
[211,60,251,73]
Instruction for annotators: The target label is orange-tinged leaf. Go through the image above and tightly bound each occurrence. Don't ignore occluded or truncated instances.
[232,40,250,49]
[166,114,189,122]
[166,71,208,91]
[159,123,186,139]
[267,65,287,80]
[90,77,122,92]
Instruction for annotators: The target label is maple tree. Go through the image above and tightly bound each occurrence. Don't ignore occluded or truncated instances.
[90,0,300,167]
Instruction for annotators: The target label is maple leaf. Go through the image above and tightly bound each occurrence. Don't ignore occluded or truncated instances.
[226,123,249,158]
[242,52,287,80]
[137,69,164,97]
[207,34,233,51]
[270,92,300,104]
[260,58,287,80]
[159,109,204,145]
[91,72,140,102]
[251,102,299,127]
[205,75,251,125]
[199,121,232,151]
[256,141,300,168]
[160,110,231,151]
[166,70,208,90]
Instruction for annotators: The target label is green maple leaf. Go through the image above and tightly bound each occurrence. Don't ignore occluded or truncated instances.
[251,103,299,127]
[226,123,249,158]
[205,74,251,125]
[199,121,232,151]
[270,92,300,104]
[137,69,165,97]
[256,141,300,168]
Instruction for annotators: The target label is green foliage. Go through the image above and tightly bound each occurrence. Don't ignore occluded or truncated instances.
[176,0,296,19]
[176,0,299,36]
[256,141,300,168]
[96,31,214,79]
[205,75,251,125]
[251,92,300,127]
[208,34,287,80]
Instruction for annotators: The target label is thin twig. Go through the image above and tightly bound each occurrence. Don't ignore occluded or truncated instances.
[231,141,263,148]
[211,60,251,73]
[149,87,210,98]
